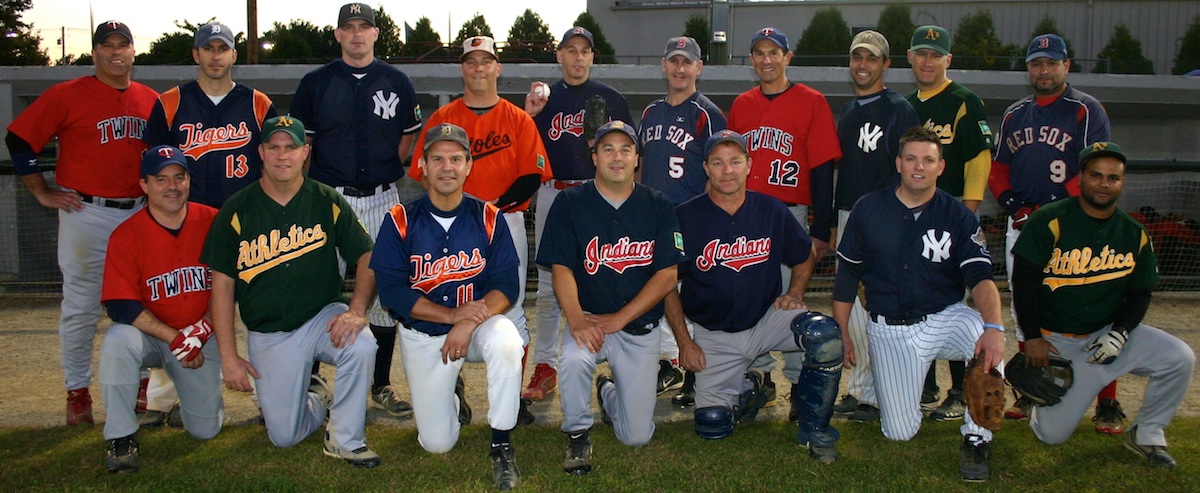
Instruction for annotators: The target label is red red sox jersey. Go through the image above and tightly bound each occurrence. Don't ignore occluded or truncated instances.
[7,76,158,198]
[728,83,841,206]
[101,204,218,329]
[408,99,551,211]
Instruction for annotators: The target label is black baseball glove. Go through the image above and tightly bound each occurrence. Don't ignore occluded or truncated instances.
[1005,352,1073,407]
[583,95,609,145]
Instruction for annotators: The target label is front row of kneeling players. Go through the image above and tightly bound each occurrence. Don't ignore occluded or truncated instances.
[98,119,1192,485]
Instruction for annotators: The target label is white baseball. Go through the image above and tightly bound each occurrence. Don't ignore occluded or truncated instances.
[534,83,550,99]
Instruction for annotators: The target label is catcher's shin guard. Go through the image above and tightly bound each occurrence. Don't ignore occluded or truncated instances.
[792,312,844,448]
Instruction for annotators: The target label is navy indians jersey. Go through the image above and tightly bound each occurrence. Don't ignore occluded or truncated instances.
[371,194,520,336]
[834,88,920,210]
[536,182,685,331]
[290,59,422,187]
[533,79,633,181]
[993,85,1109,207]
[834,189,993,319]
[143,82,277,207]
[676,191,811,332]
[638,92,726,205]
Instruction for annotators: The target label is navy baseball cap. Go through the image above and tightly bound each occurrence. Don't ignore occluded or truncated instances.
[704,129,748,158]
[262,116,307,146]
[141,145,188,177]
[423,123,472,158]
[559,26,595,49]
[194,22,235,49]
[1026,34,1069,62]
[664,36,702,61]
[338,3,375,27]
[93,20,132,46]
[593,121,639,153]
[1078,142,1127,167]
[750,27,789,51]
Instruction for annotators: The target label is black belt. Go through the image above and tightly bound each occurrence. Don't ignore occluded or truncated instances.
[79,194,140,210]
[623,321,659,336]
[339,183,392,197]
[871,313,927,326]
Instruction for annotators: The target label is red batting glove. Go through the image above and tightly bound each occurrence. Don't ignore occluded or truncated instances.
[1011,206,1036,230]
[170,319,213,362]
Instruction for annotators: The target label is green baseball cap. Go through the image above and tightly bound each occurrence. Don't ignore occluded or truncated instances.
[261,116,307,146]
[1078,141,1127,167]
[910,25,951,55]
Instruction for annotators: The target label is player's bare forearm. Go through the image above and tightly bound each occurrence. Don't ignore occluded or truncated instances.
[962,200,981,213]
[781,254,815,306]
[21,173,83,212]
[970,279,1006,370]
[832,299,855,367]
[397,134,416,165]
[552,264,604,351]
[346,251,376,318]
[665,290,705,371]
[482,289,512,317]
[603,266,677,334]
[130,309,183,345]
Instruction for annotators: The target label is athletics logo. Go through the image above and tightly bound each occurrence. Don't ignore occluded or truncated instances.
[924,28,940,41]
[921,229,952,263]
[695,237,771,272]
[857,122,883,153]
[373,90,400,120]
[584,236,655,275]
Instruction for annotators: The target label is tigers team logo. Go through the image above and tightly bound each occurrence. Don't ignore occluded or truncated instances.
[584,236,655,275]
[695,237,771,272]
[408,249,487,294]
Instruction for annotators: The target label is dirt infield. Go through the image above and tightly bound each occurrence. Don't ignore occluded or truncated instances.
[1,292,1197,429]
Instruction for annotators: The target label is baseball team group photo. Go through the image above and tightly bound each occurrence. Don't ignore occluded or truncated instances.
[2,1,1199,491]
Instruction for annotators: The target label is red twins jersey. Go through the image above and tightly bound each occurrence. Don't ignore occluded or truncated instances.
[101,204,218,329]
[370,194,520,336]
[7,76,158,198]
[408,98,551,211]
[728,83,841,206]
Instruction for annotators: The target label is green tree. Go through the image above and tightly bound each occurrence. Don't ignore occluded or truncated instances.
[0,0,49,65]
[682,14,710,61]
[573,11,616,63]
[875,3,915,67]
[261,19,337,63]
[454,13,494,46]
[794,7,852,67]
[401,16,444,60]
[504,9,554,62]
[952,10,1019,70]
[374,5,404,60]
[1029,15,1079,72]
[134,19,214,65]
[1174,14,1200,74]
[1094,24,1154,74]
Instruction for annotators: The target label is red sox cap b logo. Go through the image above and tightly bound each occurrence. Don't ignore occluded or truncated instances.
[1038,36,1051,49]
[573,27,585,35]
[676,38,688,49]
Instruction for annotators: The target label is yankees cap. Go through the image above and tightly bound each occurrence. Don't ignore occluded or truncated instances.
[750,27,789,52]
[423,123,472,158]
[1026,33,1069,62]
[850,30,889,58]
[704,129,749,159]
[593,121,639,153]
[559,26,595,50]
[1078,141,1127,168]
[338,3,376,27]
[93,20,132,46]
[141,145,189,177]
[262,116,307,146]
[910,25,951,55]
[461,36,498,60]
[195,22,235,49]
[664,36,702,62]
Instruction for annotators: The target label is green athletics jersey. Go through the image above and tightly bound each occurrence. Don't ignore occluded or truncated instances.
[907,80,993,197]
[1011,198,1158,335]
[201,178,374,333]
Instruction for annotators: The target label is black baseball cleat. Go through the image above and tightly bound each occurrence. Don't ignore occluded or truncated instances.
[921,387,940,411]
[516,398,535,426]
[736,370,770,422]
[832,394,859,415]
[672,370,696,408]
[564,429,593,475]
[959,434,991,482]
[490,444,521,490]
[760,371,777,405]
[929,389,966,421]
[596,375,614,425]
[104,434,139,474]
[656,360,685,395]
[456,375,472,426]
[323,431,381,468]
[847,404,880,423]
[1124,425,1178,469]
[789,383,801,425]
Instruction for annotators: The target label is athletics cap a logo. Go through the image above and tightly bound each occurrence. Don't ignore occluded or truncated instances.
[1092,142,1109,152]
[275,116,294,128]
[925,28,940,41]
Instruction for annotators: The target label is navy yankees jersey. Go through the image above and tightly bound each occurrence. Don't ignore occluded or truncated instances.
[534,79,633,181]
[290,59,422,187]
[638,92,726,205]
[994,85,1109,207]
[536,182,685,331]
[676,191,811,332]
[143,82,276,207]
[835,88,920,210]
[371,194,520,336]
[834,189,993,319]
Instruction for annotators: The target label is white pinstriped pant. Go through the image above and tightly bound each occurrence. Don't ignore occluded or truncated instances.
[341,186,401,328]
[837,209,874,403]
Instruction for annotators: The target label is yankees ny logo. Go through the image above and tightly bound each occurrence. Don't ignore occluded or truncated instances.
[921,229,952,263]
[857,122,883,153]
[350,3,362,14]
[373,90,399,120]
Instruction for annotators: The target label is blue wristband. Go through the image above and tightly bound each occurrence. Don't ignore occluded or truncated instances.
[983,323,1005,332]
[12,151,39,175]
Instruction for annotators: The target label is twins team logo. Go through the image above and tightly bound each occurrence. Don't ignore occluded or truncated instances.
[145,266,211,301]
[408,249,487,294]
[236,223,328,283]
[548,109,585,141]
[1041,244,1137,291]
[695,236,772,272]
[742,126,794,154]
[156,147,176,158]
[584,236,655,275]
[97,116,147,144]
[921,229,952,263]
[373,90,400,120]
[179,122,253,160]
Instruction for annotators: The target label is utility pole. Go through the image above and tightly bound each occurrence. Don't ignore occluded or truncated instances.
[247,0,259,64]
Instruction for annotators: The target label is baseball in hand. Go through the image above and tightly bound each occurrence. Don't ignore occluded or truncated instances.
[534,83,550,99]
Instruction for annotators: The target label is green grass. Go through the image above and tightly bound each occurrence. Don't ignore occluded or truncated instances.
[2,417,1197,492]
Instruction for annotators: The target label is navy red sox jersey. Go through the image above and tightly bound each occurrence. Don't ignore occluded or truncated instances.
[370,194,520,336]
[290,59,422,187]
[638,92,726,205]
[536,182,685,331]
[834,189,993,319]
[534,79,633,181]
[993,85,1110,207]
[834,88,920,210]
[675,191,811,332]
[142,82,277,207]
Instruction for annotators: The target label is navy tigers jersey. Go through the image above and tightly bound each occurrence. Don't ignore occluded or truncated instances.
[533,78,633,181]
[675,191,811,332]
[371,194,520,336]
[142,82,276,207]
[638,92,726,205]
[536,182,685,331]
[290,59,422,187]
[835,88,920,210]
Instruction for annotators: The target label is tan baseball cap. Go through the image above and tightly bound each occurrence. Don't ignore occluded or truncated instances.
[850,30,889,58]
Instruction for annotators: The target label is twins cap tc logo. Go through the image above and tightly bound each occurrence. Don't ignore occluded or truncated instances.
[924,28,940,41]
[760,28,775,36]
[107,21,122,30]
[157,147,175,158]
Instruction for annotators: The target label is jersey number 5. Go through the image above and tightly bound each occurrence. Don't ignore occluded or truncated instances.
[767,159,800,187]
[668,156,684,179]
[226,154,250,179]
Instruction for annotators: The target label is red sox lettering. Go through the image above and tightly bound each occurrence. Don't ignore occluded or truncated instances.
[584,236,655,275]
[695,236,772,272]
[1004,126,1075,154]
